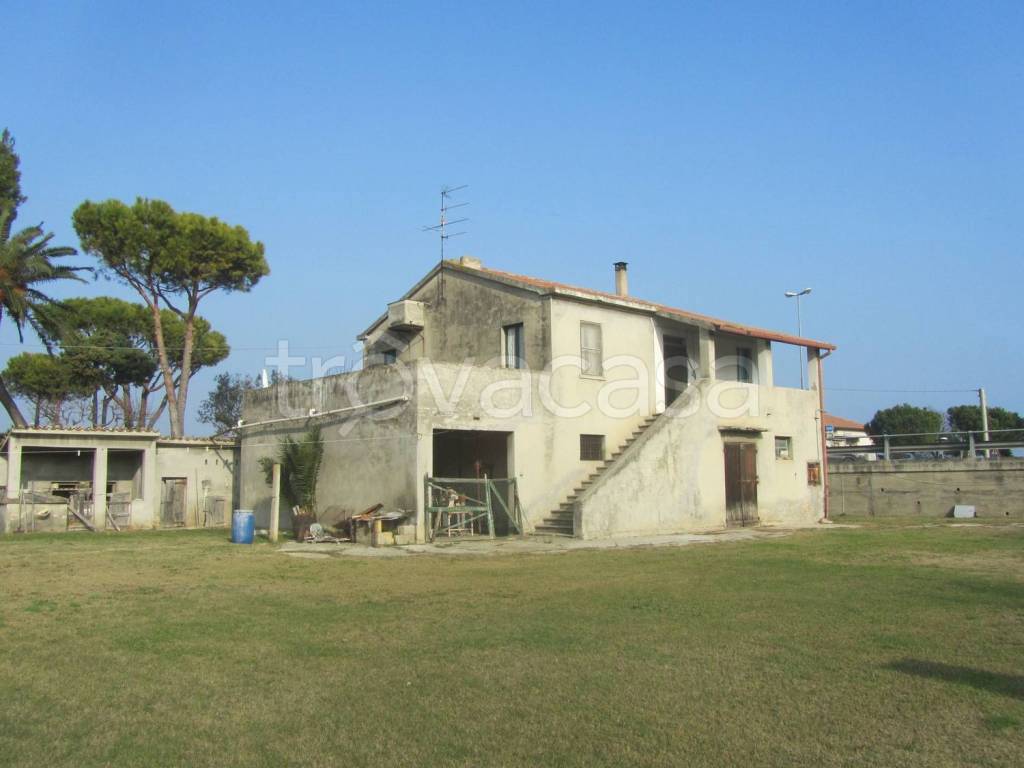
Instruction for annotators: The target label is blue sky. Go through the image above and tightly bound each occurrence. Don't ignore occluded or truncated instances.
[3,1,1022,433]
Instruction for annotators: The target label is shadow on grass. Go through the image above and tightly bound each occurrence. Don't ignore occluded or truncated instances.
[887,658,1024,700]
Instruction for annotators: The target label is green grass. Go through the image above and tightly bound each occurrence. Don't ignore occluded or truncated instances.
[1,520,1022,767]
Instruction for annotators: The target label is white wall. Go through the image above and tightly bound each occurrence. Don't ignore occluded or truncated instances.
[577,379,825,538]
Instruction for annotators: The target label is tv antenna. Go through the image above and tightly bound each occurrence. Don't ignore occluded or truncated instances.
[422,184,468,260]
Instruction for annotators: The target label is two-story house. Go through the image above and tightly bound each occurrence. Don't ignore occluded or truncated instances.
[238,257,836,540]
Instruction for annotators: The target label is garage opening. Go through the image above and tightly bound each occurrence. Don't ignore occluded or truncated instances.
[427,429,523,540]
[13,447,144,532]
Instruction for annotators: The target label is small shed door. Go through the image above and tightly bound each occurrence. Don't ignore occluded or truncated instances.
[161,478,188,527]
[724,443,759,526]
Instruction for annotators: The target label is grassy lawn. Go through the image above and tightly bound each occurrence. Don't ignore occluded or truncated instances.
[1,521,1022,767]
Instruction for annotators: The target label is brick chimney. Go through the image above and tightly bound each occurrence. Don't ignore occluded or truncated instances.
[614,261,628,296]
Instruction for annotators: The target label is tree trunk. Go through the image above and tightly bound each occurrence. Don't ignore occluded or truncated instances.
[148,301,182,436]
[91,390,99,427]
[33,399,40,428]
[120,384,136,429]
[147,398,168,430]
[0,373,28,427]
[138,387,149,430]
[174,300,199,437]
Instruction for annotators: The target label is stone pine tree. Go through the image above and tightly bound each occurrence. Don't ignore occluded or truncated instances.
[2,351,95,426]
[0,129,87,427]
[40,296,229,429]
[72,198,267,436]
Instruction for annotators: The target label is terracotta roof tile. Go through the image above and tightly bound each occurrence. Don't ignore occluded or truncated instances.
[823,413,866,431]
[459,263,836,350]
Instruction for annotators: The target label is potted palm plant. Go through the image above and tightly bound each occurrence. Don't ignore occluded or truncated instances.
[260,426,324,540]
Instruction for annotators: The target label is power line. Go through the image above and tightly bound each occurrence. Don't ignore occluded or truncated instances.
[829,387,979,394]
[0,341,353,353]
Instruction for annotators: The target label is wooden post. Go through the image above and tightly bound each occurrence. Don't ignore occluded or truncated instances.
[269,463,281,543]
[484,480,495,539]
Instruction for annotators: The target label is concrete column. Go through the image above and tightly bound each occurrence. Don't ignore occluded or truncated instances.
[141,444,159,527]
[698,329,716,380]
[3,436,19,533]
[92,447,108,530]
[6,436,21,501]
[757,340,773,388]
[806,347,821,390]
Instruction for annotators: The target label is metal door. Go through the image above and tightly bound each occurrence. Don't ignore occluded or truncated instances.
[724,443,759,526]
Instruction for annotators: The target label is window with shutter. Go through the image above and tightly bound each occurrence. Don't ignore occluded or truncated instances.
[503,323,525,369]
[580,322,602,377]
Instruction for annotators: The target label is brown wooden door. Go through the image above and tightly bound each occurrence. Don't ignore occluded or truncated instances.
[161,478,187,527]
[724,443,759,526]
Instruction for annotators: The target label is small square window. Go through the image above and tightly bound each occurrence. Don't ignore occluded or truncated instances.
[382,349,398,365]
[580,434,605,461]
[807,461,821,486]
[775,436,792,460]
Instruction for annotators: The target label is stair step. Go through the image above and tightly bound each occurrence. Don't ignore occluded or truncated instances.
[533,523,574,535]
[538,417,659,539]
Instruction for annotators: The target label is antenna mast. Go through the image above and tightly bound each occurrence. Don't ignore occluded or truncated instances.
[422,185,468,260]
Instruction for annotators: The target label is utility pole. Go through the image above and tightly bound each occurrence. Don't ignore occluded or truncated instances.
[979,387,990,458]
[784,288,812,388]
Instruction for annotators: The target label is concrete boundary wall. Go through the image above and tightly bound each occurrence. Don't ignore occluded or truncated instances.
[829,459,1024,518]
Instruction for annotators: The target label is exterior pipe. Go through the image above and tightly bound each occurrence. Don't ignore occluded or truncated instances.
[236,395,411,431]
[817,350,832,520]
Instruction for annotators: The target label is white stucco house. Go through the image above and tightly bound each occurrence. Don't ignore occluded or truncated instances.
[238,258,837,540]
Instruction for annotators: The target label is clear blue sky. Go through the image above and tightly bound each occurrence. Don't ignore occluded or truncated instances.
[3,1,1022,434]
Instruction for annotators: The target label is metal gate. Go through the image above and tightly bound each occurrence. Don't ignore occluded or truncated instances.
[424,477,525,541]
[724,443,759,526]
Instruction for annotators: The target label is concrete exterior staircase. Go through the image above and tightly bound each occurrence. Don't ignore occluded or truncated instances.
[532,415,660,536]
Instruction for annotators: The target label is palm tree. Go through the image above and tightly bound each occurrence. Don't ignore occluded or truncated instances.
[0,204,87,426]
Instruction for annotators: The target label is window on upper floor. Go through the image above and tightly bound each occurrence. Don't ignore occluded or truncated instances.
[736,347,754,383]
[503,323,525,369]
[382,349,398,365]
[580,322,603,377]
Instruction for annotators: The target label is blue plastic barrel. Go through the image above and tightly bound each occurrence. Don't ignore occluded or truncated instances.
[231,510,255,544]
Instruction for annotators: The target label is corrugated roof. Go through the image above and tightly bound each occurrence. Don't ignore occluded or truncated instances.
[7,427,236,445]
[363,260,836,350]
[9,426,159,436]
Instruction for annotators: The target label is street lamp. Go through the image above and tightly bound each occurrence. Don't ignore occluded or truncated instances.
[784,288,812,388]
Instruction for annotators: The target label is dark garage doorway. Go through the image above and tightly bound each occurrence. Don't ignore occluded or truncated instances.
[431,429,516,537]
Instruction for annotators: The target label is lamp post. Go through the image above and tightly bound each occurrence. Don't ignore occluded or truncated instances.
[784,288,812,388]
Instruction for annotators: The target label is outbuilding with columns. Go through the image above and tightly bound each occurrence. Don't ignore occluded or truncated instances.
[0,428,238,534]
